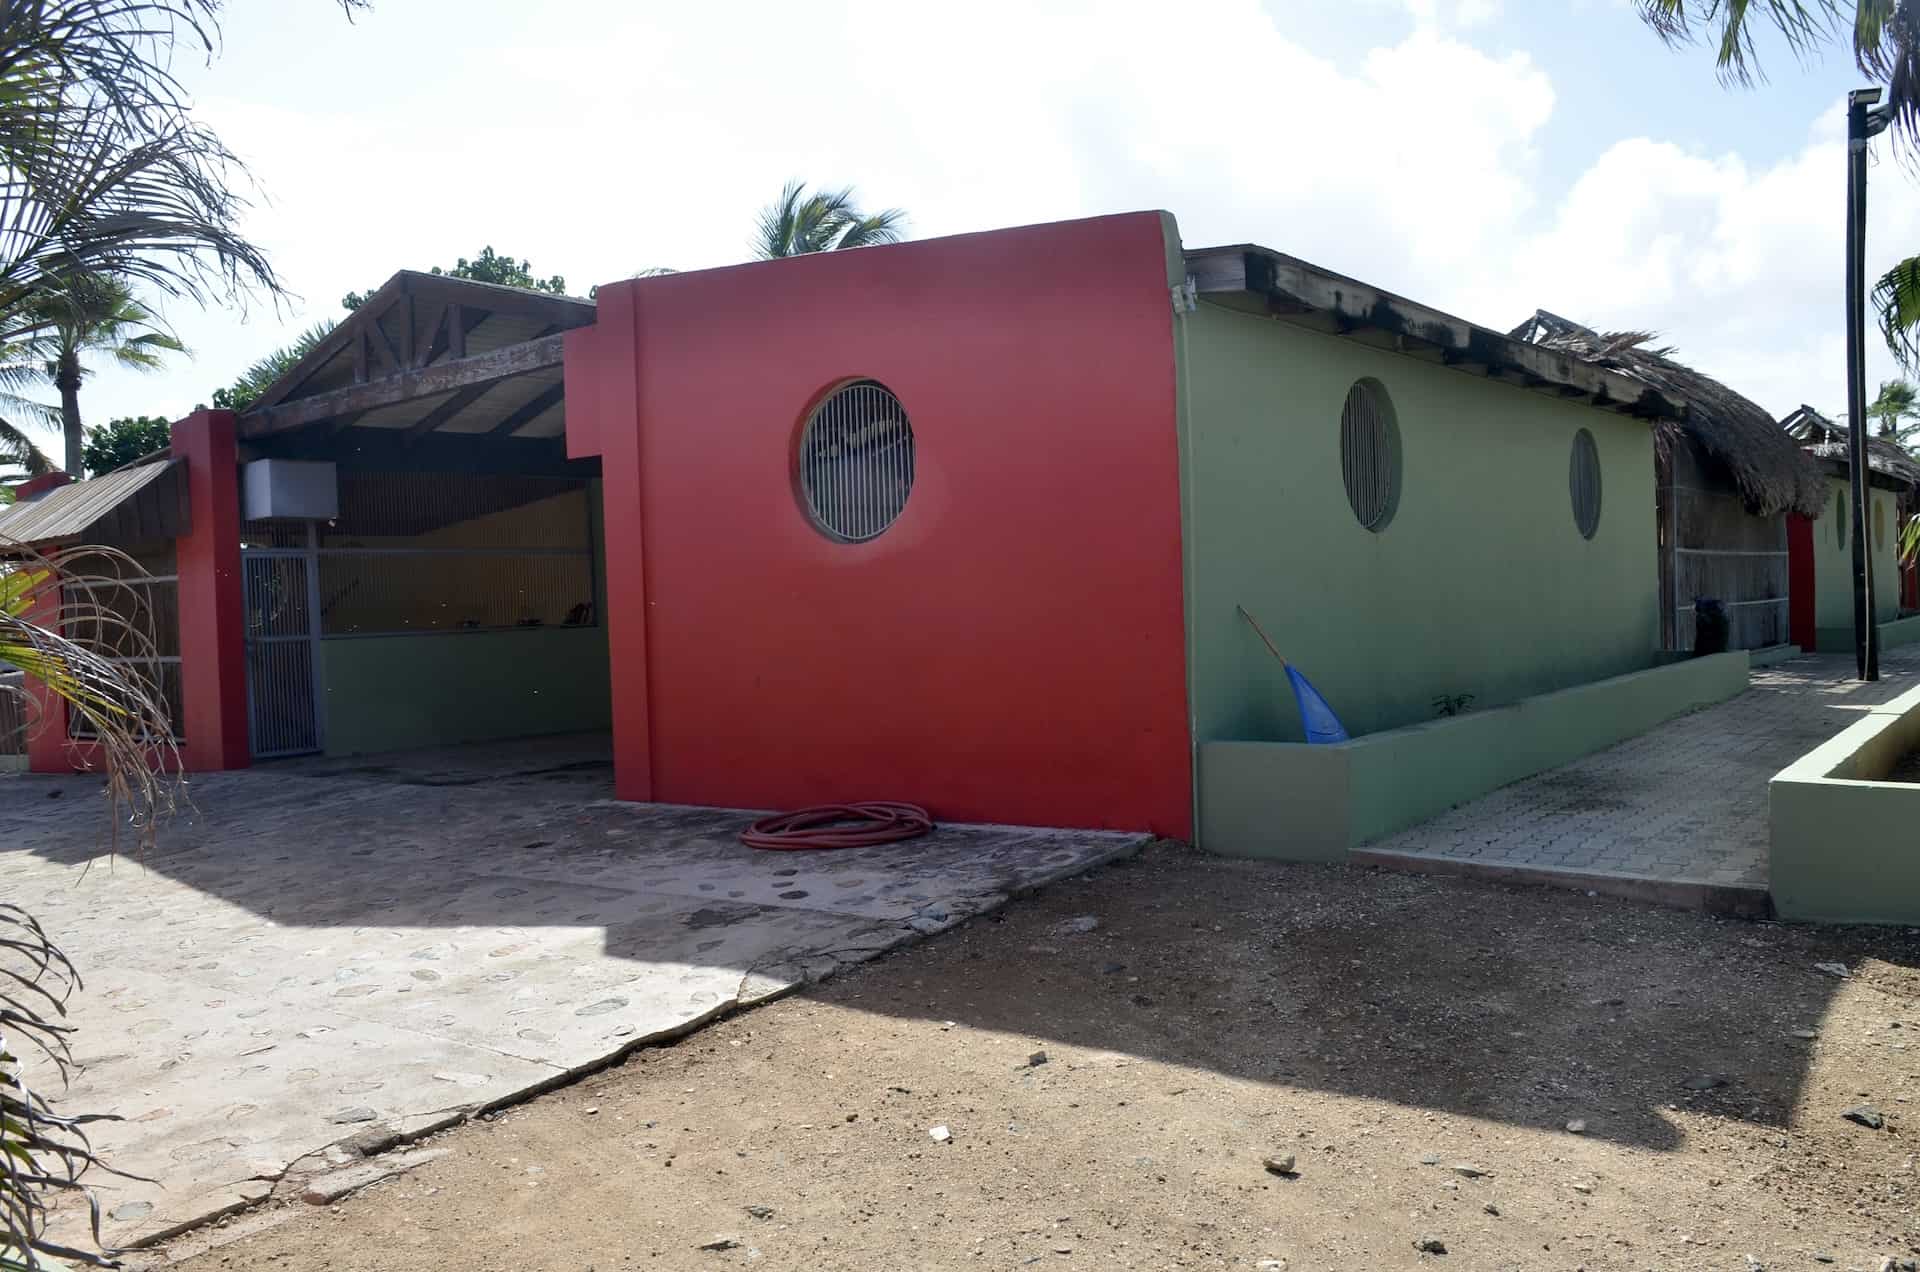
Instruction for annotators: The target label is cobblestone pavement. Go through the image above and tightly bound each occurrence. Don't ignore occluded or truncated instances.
[0,737,1139,1251]
[1359,648,1920,900]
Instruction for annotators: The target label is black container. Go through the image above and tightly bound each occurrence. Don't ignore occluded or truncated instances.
[1694,597,1730,656]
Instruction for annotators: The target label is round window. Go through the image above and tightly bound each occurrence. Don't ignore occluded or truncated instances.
[1836,488,1848,550]
[1569,428,1602,539]
[1339,379,1400,532]
[798,380,915,543]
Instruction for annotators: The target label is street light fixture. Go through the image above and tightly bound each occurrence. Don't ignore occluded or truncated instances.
[1848,86,1892,681]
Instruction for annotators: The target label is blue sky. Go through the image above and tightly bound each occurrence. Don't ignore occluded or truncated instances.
[63,0,1920,443]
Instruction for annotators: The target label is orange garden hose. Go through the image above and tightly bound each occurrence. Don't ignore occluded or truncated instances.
[740,801,934,850]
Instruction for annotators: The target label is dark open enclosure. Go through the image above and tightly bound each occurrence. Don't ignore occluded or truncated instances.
[233,271,609,760]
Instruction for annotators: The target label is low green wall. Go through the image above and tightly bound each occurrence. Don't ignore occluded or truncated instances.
[320,627,611,757]
[1816,613,1920,656]
[1200,651,1753,860]
[1884,615,1920,650]
[1770,682,1920,924]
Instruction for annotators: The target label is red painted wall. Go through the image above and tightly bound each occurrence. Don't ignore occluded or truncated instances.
[569,212,1192,835]
[1788,513,1817,652]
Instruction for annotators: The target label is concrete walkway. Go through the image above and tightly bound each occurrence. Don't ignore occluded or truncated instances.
[1357,647,1920,912]
[0,738,1139,1251]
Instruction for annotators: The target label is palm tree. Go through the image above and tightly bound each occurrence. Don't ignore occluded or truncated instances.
[35,274,182,474]
[1870,378,1920,440]
[754,181,907,259]
[1638,1,1920,365]
[0,341,56,477]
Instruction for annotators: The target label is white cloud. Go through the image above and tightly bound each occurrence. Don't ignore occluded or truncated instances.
[69,0,1920,444]
[1460,106,1920,417]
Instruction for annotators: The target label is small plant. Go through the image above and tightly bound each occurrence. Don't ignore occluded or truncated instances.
[1433,693,1475,718]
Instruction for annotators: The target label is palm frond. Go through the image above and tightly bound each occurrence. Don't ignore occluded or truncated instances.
[1855,0,1920,149]
[753,179,808,260]
[109,328,184,371]
[0,418,51,475]
[832,207,907,251]
[1636,1,1847,83]
[1875,254,1920,369]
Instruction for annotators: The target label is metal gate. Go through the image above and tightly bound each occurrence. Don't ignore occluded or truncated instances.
[243,531,324,758]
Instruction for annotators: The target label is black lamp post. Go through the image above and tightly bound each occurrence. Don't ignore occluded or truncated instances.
[1848,86,1892,681]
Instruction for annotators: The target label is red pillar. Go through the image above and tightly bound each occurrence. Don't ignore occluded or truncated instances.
[171,410,249,770]
[563,284,651,801]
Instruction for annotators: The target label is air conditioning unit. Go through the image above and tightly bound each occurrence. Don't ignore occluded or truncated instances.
[242,460,338,521]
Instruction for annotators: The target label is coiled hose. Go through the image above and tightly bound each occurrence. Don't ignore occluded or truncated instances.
[740,801,933,851]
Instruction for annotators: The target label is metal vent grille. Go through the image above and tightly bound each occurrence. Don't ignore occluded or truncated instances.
[1339,379,1399,532]
[1569,428,1603,539]
[799,380,915,543]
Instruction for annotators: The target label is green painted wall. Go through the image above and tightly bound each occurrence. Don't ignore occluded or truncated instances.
[320,627,611,756]
[318,479,612,757]
[1201,651,1752,859]
[1770,682,1920,924]
[1811,474,1900,637]
[1180,301,1659,746]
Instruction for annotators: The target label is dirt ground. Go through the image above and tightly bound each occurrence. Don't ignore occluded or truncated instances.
[150,843,1920,1271]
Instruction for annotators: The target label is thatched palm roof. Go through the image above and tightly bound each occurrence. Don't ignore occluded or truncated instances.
[1511,311,1827,518]
[1781,404,1920,491]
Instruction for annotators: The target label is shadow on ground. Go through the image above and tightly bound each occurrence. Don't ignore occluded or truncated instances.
[799,846,1920,1155]
[1,732,1909,1249]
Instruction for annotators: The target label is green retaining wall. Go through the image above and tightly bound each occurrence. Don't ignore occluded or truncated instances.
[1811,475,1900,642]
[1814,614,1920,657]
[320,627,611,757]
[1770,681,1920,924]
[1200,651,1752,860]
[1177,300,1660,751]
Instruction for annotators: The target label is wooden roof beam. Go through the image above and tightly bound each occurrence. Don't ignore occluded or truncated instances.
[243,333,564,436]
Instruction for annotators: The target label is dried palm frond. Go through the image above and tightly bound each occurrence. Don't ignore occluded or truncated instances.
[1513,310,1829,517]
[0,541,183,845]
[0,903,141,1271]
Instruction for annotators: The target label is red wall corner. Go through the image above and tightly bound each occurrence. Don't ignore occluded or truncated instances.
[171,410,250,770]
[564,285,652,799]
[577,212,1192,836]
[1788,512,1816,652]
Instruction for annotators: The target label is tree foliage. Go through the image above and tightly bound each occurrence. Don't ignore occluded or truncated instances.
[32,273,183,473]
[80,413,169,474]
[208,319,332,412]
[341,246,567,311]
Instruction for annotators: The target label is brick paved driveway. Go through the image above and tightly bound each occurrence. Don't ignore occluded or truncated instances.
[1358,648,1920,906]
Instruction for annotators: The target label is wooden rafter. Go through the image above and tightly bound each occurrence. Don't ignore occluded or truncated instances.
[486,383,564,438]
[404,382,497,438]
[242,269,594,415]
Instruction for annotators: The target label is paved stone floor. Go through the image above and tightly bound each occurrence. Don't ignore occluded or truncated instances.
[0,736,1139,1250]
[1357,648,1920,908]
